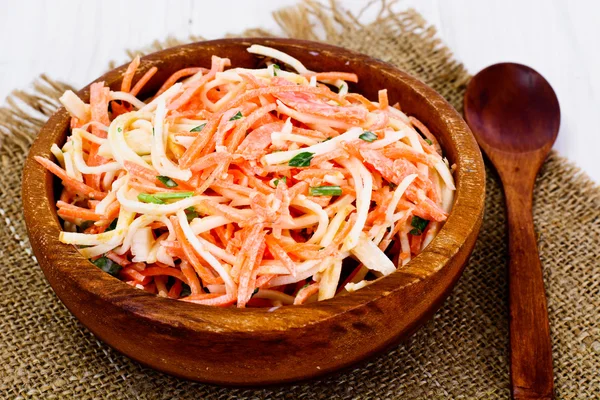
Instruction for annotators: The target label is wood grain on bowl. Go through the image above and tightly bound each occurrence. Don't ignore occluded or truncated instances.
[22,38,485,386]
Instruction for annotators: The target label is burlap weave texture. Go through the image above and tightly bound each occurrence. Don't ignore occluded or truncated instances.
[0,2,598,399]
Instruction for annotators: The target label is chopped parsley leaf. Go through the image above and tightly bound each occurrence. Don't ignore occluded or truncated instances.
[180,283,192,297]
[288,151,314,167]
[409,216,429,236]
[106,219,118,231]
[274,176,287,187]
[191,123,206,132]
[184,207,198,222]
[91,256,121,277]
[229,111,243,121]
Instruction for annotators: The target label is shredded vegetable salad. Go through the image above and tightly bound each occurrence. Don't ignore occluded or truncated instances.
[36,45,455,308]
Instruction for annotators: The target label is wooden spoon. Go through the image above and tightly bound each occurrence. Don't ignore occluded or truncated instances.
[464,63,560,399]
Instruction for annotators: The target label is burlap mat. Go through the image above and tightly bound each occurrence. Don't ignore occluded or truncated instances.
[1,2,599,399]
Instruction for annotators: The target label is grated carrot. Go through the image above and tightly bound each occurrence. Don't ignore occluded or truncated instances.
[41,44,455,308]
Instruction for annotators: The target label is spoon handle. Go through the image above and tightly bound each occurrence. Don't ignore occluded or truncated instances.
[504,179,554,399]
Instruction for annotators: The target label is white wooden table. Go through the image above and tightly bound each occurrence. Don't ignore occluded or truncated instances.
[1,0,598,182]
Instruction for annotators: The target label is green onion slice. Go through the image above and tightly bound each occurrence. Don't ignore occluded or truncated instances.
[157,175,178,188]
[153,192,194,200]
[138,191,194,203]
[359,131,378,142]
[309,185,342,196]
[137,193,165,204]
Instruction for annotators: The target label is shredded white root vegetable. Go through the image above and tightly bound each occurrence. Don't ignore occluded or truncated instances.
[339,157,372,251]
[59,90,90,121]
[345,280,369,292]
[38,44,456,308]
[263,127,363,165]
[351,235,396,275]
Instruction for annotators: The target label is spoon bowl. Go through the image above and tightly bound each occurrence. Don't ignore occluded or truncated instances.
[465,63,560,158]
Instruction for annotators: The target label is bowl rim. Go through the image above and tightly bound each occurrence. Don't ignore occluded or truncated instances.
[22,37,485,333]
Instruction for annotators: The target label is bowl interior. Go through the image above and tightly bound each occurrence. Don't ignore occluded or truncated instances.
[23,38,485,336]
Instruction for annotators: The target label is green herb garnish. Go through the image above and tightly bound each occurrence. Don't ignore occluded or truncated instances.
[274,176,287,187]
[288,151,314,167]
[309,185,342,196]
[409,216,429,236]
[106,218,118,231]
[157,175,178,188]
[152,128,155,136]
[117,127,122,133]
[359,131,378,142]
[180,283,192,297]
[137,191,194,203]
[185,207,198,222]
[153,192,194,200]
[425,139,433,145]
[252,288,259,297]
[338,82,347,93]
[273,64,280,76]
[79,221,94,231]
[137,193,165,204]
[229,111,243,121]
[190,123,206,132]
[92,256,121,277]
[322,137,332,142]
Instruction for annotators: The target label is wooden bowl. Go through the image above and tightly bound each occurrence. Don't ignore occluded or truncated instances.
[22,38,485,386]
